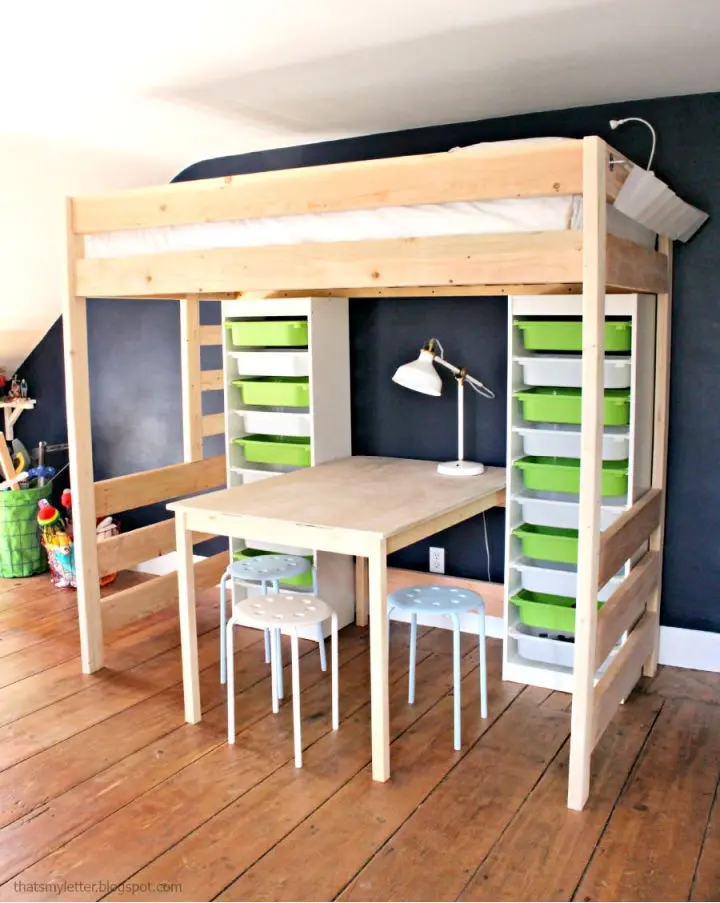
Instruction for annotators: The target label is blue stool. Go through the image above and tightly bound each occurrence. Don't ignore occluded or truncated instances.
[220,555,327,696]
[388,585,488,750]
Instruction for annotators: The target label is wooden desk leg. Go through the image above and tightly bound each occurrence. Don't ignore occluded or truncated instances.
[175,512,201,724]
[355,557,369,627]
[368,541,390,781]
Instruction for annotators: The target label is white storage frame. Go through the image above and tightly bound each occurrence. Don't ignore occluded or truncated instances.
[223,296,355,640]
[504,294,656,692]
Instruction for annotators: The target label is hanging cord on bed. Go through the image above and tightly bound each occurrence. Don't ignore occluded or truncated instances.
[609,117,657,171]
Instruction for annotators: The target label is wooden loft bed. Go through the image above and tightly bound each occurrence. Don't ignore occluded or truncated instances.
[63,136,672,811]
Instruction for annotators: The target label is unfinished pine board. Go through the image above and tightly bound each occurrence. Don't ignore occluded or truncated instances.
[595,551,660,669]
[180,295,203,461]
[592,610,658,748]
[200,369,224,392]
[646,237,673,677]
[100,551,227,631]
[198,323,222,345]
[576,698,720,903]
[62,203,103,674]
[201,412,225,437]
[457,691,662,902]
[71,140,586,234]
[606,234,669,294]
[96,519,214,577]
[169,456,505,555]
[567,135,608,812]
[76,231,586,298]
[94,454,226,517]
[598,488,662,587]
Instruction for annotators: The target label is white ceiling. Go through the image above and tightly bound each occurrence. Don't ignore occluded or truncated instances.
[2,0,719,174]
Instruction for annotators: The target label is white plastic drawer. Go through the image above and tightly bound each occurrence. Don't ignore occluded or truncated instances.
[515,355,631,388]
[509,624,614,673]
[514,425,630,461]
[512,491,625,531]
[510,558,623,602]
[230,467,283,483]
[229,350,309,377]
[509,624,575,667]
[233,409,311,437]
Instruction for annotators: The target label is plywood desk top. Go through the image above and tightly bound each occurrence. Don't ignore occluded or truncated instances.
[168,455,505,551]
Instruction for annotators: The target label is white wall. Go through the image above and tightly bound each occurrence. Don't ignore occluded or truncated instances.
[0,133,177,374]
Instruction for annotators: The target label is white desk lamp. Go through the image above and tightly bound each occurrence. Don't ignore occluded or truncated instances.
[392,338,495,477]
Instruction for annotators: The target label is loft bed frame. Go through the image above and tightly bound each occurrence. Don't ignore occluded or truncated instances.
[63,136,672,811]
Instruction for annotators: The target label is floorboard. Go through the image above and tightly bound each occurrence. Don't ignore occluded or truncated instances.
[0,574,716,902]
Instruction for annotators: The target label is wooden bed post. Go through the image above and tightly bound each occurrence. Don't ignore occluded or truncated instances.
[62,200,104,673]
[180,296,203,462]
[644,236,673,676]
[567,137,607,810]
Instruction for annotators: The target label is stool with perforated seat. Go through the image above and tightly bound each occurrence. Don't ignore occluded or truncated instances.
[219,555,327,695]
[388,585,487,750]
[226,592,339,767]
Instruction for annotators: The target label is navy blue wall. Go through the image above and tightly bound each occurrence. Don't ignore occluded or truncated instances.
[17,91,719,631]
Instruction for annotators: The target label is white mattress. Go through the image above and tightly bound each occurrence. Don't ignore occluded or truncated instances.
[85,196,656,259]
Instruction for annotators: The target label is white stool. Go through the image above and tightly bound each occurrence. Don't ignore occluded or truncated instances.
[226,592,339,767]
[388,585,487,750]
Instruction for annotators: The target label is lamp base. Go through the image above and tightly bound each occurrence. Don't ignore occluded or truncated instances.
[437,460,486,477]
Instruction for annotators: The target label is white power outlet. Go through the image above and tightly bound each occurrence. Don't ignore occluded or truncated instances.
[429,547,445,574]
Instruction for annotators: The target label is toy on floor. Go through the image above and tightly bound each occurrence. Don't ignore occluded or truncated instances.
[37,498,75,588]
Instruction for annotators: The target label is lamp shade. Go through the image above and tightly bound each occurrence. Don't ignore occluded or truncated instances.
[392,350,442,396]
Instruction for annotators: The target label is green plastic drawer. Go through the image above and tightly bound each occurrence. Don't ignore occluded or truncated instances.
[233,548,313,587]
[233,435,311,466]
[514,388,630,426]
[512,524,579,564]
[233,377,310,407]
[514,456,629,496]
[510,589,603,633]
[226,319,308,347]
[514,319,632,352]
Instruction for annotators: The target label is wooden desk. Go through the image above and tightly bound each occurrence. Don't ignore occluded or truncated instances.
[168,455,505,782]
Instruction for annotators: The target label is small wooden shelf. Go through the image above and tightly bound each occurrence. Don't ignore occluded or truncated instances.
[0,398,36,440]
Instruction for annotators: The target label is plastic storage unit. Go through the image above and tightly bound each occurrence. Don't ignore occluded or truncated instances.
[504,294,656,692]
[223,296,355,640]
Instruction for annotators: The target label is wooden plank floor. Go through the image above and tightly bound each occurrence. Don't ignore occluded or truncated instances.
[1,574,719,902]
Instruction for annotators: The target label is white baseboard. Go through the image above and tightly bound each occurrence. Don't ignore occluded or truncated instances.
[658,625,720,673]
[134,553,720,673]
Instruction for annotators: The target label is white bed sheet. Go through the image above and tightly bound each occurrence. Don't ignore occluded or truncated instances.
[85,196,655,259]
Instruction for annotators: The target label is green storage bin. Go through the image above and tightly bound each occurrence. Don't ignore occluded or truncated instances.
[514,319,632,352]
[510,589,603,633]
[514,456,629,496]
[514,388,630,426]
[233,434,311,467]
[512,524,579,564]
[226,319,308,347]
[233,377,310,408]
[233,548,313,587]
[0,482,50,578]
